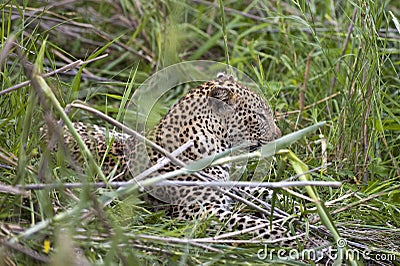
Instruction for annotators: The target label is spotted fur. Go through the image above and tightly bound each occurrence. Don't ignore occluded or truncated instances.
[56,74,326,247]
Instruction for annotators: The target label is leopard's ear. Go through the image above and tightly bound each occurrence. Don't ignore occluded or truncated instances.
[208,87,237,115]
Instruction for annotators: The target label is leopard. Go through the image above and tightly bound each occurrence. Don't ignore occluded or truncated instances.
[58,74,327,248]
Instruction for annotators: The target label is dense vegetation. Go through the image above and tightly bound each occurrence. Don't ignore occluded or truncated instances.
[1,0,399,265]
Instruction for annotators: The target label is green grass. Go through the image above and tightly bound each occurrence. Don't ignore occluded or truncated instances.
[1,0,400,265]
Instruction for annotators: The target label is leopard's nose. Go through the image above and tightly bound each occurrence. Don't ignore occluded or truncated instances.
[274,126,281,139]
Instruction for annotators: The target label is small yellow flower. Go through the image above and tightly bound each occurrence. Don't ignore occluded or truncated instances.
[43,239,51,254]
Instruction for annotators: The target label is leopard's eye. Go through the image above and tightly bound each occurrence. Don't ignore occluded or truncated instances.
[258,112,267,121]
